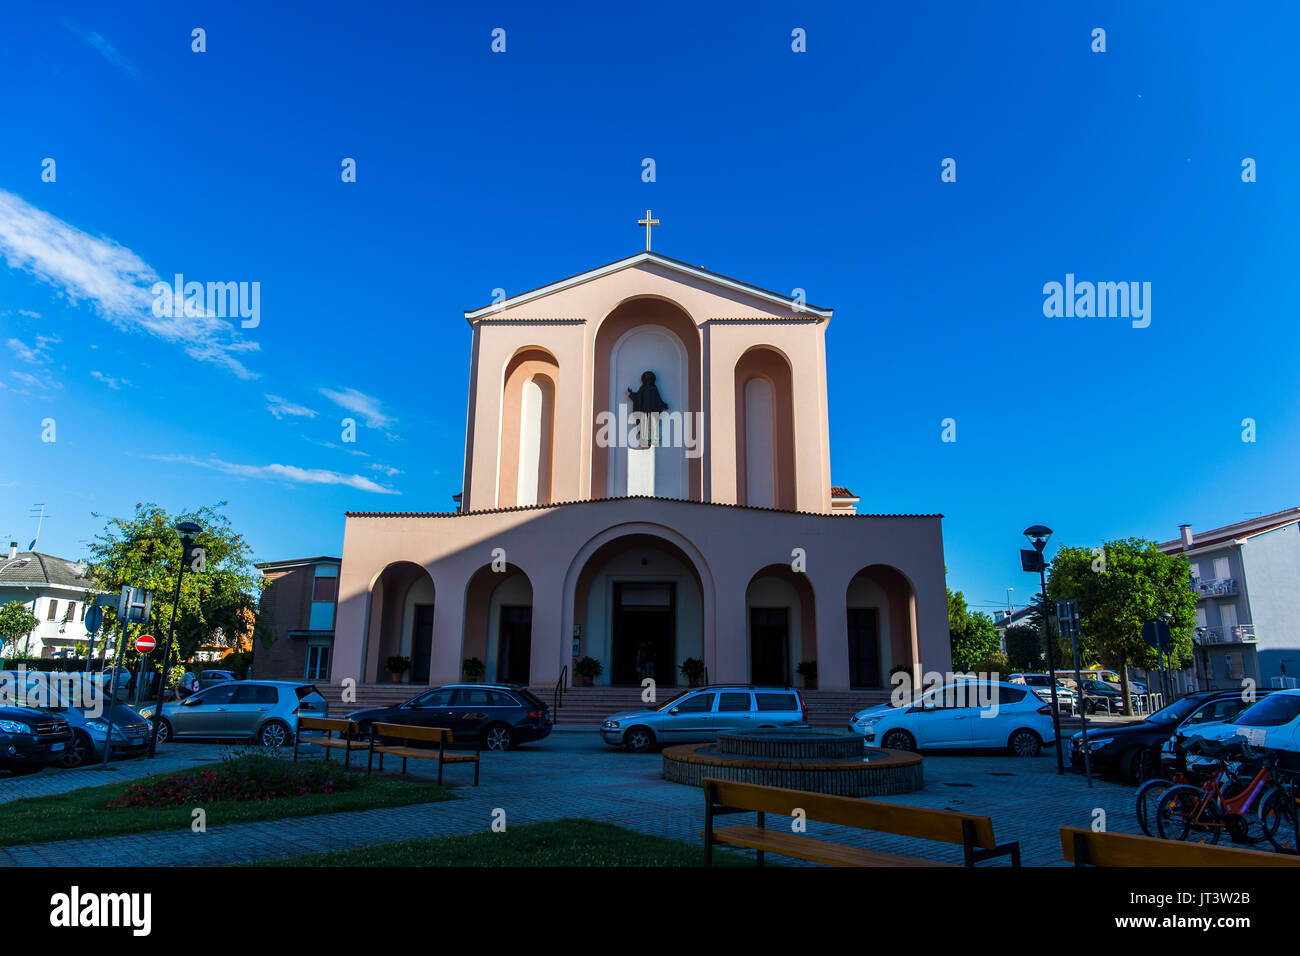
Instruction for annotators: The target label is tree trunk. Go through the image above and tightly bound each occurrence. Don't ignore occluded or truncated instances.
[1119,654,1131,717]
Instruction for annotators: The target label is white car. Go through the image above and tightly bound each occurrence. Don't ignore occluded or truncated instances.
[848,680,1057,757]
[1167,689,1300,758]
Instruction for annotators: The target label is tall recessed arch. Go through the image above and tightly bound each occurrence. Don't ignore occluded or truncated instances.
[845,564,918,689]
[463,563,534,684]
[499,347,558,507]
[364,561,437,684]
[734,345,796,510]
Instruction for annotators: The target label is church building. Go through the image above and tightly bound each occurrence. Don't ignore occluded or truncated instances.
[332,233,950,697]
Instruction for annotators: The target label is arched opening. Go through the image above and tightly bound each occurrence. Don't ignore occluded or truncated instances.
[499,347,558,508]
[463,564,534,685]
[845,565,918,689]
[571,533,706,686]
[591,297,702,501]
[745,565,816,686]
[365,561,436,684]
[735,346,796,510]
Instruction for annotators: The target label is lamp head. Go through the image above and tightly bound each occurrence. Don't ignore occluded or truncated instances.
[175,521,202,549]
[1022,525,1053,552]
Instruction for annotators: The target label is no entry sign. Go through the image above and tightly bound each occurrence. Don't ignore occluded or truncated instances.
[135,633,156,654]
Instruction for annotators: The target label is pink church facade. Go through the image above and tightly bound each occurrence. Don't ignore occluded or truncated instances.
[332,252,951,693]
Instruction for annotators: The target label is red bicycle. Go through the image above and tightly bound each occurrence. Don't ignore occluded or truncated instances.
[1155,739,1285,845]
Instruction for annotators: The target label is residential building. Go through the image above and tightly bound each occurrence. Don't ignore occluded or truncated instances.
[253,557,340,681]
[0,542,113,659]
[1158,509,1300,690]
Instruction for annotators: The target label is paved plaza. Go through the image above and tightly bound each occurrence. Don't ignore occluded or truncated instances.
[0,731,1139,867]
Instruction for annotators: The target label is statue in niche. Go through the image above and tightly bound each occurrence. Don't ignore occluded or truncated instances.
[627,370,669,447]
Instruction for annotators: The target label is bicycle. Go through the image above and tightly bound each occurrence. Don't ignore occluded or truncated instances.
[1154,739,1285,845]
[1258,766,1300,853]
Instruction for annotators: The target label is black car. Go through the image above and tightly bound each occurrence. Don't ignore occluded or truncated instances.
[347,683,552,751]
[0,705,73,777]
[1069,689,1271,782]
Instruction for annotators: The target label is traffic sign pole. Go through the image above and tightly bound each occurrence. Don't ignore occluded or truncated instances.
[101,622,129,770]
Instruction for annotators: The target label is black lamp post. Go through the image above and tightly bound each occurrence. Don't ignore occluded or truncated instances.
[147,520,201,758]
[1023,524,1065,775]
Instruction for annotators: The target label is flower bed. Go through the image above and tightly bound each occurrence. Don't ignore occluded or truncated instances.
[107,754,357,809]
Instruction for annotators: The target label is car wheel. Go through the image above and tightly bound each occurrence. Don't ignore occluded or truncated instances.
[880,729,916,752]
[57,730,93,769]
[152,717,173,744]
[623,726,656,754]
[483,724,514,751]
[1008,729,1042,758]
[1122,747,1155,784]
[258,720,291,748]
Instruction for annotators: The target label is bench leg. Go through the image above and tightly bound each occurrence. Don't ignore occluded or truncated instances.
[474,757,480,787]
[367,744,374,776]
[756,811,765,868]
[402,755,408,775]
[438,756,444,786]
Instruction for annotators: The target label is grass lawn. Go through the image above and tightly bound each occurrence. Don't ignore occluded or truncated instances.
[0,763,453,848]
[254,818,760,867]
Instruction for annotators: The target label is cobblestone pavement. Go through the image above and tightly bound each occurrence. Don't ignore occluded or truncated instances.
[0,745,229,804]
[0,732,1139,867]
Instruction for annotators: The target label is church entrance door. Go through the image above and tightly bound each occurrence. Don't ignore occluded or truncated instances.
[497,605,532,684]
[847,608,881,688]
[749,607,790,685]
[611,582,675,686]
[411,604,434,684]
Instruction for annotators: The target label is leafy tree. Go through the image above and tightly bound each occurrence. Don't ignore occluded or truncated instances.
[85,503,268,675]
[1045,537,1197,702]
[948,587,1001,673]
[1004,624,1045,672]
[0,600,40,656]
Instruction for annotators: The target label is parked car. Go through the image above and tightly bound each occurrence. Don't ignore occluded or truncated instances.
[1161,689,1300,773]
[1076,678,1137,715]
[1009,673,1079,711]
[1069,689,1272,782]
[849,680,1056,757]
[0,671,152,769]
[197,669,236,689]
[601,685,807,753]
[347,684,552,751]
[0,703,71,777]
[139,680,326,747]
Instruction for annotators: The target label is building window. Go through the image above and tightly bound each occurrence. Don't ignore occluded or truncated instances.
[46,600,58,621]
[306,642,331,681]
[64,602,76,623]
[312,575,337,603]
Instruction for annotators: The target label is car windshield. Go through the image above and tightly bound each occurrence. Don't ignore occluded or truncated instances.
[1233,694,1300,728]
[1147,695,1204,723]
[657,690,697,711]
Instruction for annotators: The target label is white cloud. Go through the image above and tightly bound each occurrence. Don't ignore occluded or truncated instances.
[7,333,59,364]
[90,370,129,390]
[319,386,396,430]
[151,454,400,495]
[0,189,258,378]
[61,19,140,79]
[369,464,404,476]
[11,370,61,391]
[266,394,318,419]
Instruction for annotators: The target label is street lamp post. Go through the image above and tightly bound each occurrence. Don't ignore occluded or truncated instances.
[147,521,201,759]
[1023,525,1065,775]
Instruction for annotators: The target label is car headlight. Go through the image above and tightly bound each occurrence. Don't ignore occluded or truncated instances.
[603,720,619,729]
[85,718,109,731]
[0,719,33,734]
[1087,737,1115,752]
[138,708,155,719]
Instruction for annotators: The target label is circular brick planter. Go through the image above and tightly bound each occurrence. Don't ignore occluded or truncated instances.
[661,735,923,797]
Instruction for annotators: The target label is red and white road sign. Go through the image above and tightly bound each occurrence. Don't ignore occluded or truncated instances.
[135,633,156,654]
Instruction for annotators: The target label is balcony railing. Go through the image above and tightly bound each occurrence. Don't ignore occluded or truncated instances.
[1191,577,1239,598]
[1195,624,1256,645]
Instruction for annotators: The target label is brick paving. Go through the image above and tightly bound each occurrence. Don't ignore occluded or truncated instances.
[0,732,1140,867]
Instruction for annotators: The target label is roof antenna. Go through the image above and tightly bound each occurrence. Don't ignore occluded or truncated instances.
[28,503,45,552]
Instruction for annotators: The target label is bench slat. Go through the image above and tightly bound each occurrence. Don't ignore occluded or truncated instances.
[372,722,454,744]
[299,717,356,733]
[709,825,954,867]
[705,778,996,849]
[1060,827,1300,867]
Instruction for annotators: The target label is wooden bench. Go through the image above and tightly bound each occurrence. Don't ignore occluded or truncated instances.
[1061,826,1300,867]
[703,778,1020,867]
[292,717,368,767]
[367,722,480,786]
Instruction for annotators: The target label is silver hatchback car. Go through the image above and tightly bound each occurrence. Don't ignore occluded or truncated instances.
[601,685,807,753]
[140,681,327,748]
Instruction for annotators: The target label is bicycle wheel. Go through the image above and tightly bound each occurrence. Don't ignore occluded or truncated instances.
[1136,778,1174,838]
[1261,786,1299,854]
[1156,785,1222,844]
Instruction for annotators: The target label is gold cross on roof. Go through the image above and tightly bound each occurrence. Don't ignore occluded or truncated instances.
[638,209,659,251]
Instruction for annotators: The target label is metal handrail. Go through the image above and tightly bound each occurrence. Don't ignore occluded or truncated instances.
[554,664,568,715]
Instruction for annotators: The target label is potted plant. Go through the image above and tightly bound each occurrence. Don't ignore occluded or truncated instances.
[462,657,485,681]
[796,660,818,690]
[679,657,706,687]
[573,656,603,687]
[385,655,411,682]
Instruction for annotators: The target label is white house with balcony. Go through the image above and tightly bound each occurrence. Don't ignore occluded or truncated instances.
[0,542,112,659]
[1158,509,1300,691]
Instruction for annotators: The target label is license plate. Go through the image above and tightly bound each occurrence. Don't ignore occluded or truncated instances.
[131,737,143,746]
[50,743,64,752]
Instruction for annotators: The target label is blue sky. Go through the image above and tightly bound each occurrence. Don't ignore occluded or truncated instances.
[1,1,1297,617]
